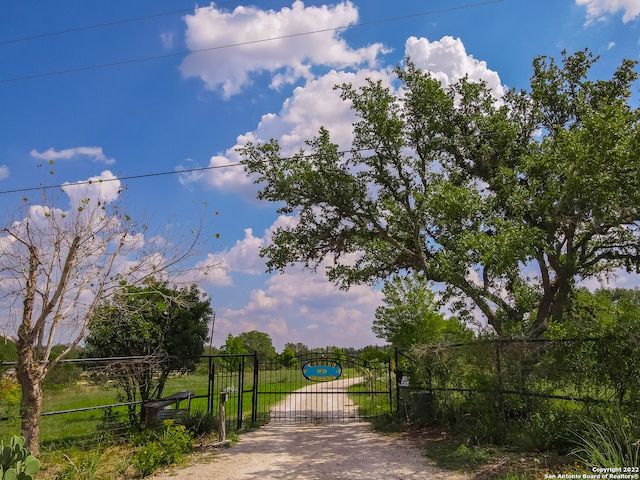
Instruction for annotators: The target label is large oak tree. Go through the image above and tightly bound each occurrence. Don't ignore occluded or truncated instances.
[241,50,640,338]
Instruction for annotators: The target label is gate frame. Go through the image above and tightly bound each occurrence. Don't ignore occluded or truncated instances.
[251,351,397,425]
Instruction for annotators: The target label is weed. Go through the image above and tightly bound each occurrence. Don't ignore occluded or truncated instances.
[570,409,640,468]
[131,420,193,477]
[422,438,496,471]
[132,441,164,477]
[177,407,218,437]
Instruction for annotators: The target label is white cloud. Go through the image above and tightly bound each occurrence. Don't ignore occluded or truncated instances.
[181,35,508,201]
[30,146,116,165]
[0,165,9,180]
[201,215,383,349]
[179,0,387,98]
[577,0,640,23]
[61,170,122,208]
[579,268,640,290]
[198,217,296,286]
[213,265,383,350]
[180,68,394,199]
[405,36,505,99]
[194,228,265,286]
[160,32,174,49]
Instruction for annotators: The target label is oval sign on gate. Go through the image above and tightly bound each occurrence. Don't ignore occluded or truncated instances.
[302,361,342,382]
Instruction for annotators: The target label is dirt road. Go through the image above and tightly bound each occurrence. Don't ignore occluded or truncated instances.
[151,378,469,479]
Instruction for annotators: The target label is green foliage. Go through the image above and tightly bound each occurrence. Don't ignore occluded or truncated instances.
[131,421,193,477]
[220,331,277,370]
[236,331,276,364]
[571,409,640,468]
[360,346,388,363]
[283,343,310,358]
[374,274,472,349]
[84,279,211,424]
[0,340,17,363]
[177,407,218,437]
[95,407,130,442]
[331,347,347,364]
[548,288,640,408]
[508,404,578,453]
[241,50,640,338]
[219,334,249,371]
[0,436,41,480]
[132,441,163,477]
[54,450,104,480]
[422,439,496,471]
[0,378,21,423]
[43,363,80,393]
[279,347,298,368]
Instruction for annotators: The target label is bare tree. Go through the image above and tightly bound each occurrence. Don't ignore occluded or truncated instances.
[0,175,213,454]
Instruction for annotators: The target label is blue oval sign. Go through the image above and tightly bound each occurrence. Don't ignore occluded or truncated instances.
[302,361,342,382]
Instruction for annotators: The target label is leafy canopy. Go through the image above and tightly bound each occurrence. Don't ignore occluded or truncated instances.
[373,275,472,349]
[84,279,211,410]
[241,50,640,338]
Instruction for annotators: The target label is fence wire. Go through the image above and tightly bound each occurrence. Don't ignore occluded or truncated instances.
[0,356,221,448]
[398,336,640,429]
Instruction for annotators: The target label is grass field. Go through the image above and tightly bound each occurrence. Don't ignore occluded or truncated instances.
[0,365,327,447]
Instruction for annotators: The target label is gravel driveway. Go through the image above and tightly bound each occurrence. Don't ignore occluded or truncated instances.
[151,378,470,479]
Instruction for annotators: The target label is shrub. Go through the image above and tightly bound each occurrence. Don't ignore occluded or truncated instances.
[132,441,164,477]
[131,420,193,477]
[570,409,640,468]
[159,422,192,464]
[178,408,218,437]
[0,378,21,422]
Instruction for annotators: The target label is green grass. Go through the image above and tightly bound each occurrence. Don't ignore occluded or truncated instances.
[0,368,319,447]
[347,376,393,418]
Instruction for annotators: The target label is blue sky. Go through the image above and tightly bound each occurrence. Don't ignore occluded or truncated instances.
[1,0,639,350]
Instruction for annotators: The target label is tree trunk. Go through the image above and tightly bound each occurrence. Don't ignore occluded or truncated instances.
[16,342,43,457]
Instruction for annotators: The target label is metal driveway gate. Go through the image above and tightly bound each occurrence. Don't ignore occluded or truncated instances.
[254,352,395,425]
[207,353,258,431]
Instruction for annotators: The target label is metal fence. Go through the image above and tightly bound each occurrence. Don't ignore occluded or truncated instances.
[397,336,640,425]
[0,351,396,448]
[0,354,257,448]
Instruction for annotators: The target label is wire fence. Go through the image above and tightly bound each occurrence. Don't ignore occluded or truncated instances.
[0,354,256,449]
[397,335,640,430]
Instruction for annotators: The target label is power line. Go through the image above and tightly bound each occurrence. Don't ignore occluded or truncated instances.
[0,0,504,84]
[0,162,242,196]
[0,129,510,196]
[0,0,247,46]
[0,147,364,196]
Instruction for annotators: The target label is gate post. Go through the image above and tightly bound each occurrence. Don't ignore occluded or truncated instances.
[237,355,245,430]
[207,356,215,414]
[394,347,400,414]
[252,351,259,423]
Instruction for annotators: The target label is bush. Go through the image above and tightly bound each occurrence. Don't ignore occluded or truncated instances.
[507,402,580,452]
[570,409,640,468]
[178,408,218,437]
[0,377,20,424]
[131,420,193,477]
[132,441,164,477]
